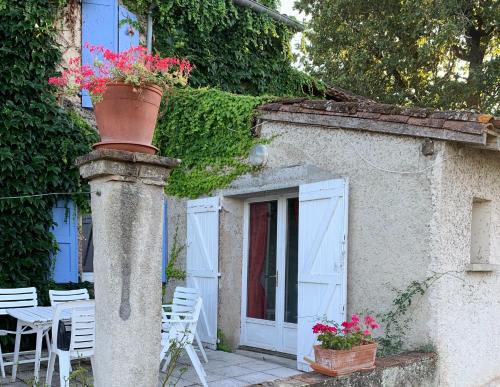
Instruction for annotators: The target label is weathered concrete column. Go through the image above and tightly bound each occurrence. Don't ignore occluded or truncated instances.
[76,149,179,387]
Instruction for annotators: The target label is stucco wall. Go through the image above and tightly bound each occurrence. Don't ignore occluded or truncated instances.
[429,144,500,387]
[165,120,479,366]
[165,196,188,299]
[250,121,437,350]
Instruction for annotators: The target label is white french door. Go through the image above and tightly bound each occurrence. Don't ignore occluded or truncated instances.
[240,195,299,354]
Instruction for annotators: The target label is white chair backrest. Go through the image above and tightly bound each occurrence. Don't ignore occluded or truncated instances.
[51,301,95,357]
[49,289,90,306]
[168,297,202,346]
[171,287,199,314]
[0,287,37,315]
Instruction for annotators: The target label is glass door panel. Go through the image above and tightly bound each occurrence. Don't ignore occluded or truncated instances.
[246,201,278,321]
[284,198,299,324]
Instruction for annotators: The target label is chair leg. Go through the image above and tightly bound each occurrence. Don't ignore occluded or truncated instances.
[33,328,43,383]
[0,342,5,379]
[45,330,52,353]
[185,344,207,387]
[90,356,95,374]
[11,321,22,382]
[46,352,56,386]
[58,351,71,387]
[195,332,208,363]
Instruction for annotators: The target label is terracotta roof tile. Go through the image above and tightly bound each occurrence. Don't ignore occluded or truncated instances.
[259,98,500,146]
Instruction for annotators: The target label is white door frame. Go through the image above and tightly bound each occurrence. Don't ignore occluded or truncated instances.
[240,193,298,354]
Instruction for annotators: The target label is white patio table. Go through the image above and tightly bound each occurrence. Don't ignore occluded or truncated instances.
[6,306,73,382]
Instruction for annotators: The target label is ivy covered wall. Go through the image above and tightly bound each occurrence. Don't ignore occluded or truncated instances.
[125,0,324,97]
[0,1,97,295]
[155,88,274,198]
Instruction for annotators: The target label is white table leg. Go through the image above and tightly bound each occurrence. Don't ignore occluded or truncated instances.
[33,327,43,382]
[11,320,22,382]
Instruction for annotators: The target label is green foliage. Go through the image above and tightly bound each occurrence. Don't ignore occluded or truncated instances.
[377,273,447,356]
[318,331,365,351]
[216,329,233,353]
[124,0,325,97]
[0,1,96,295]
[166,223,186,281]
[296,0,499,114]
[155,88,274,197]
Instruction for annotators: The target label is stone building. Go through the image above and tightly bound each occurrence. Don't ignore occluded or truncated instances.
[166,95,500,387]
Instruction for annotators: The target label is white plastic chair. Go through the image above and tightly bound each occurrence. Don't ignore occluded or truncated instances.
[46,301,95,387]
[160,297,207,387]
[162,286,208,363]
[49,289,90,306]
[0,287,49,381]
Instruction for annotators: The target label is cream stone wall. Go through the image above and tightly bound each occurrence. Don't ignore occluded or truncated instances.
[165,117,500,386]
[55,1,81,70]
[165,120,440,349]
[254,121,437,350]
[429,144,500,387]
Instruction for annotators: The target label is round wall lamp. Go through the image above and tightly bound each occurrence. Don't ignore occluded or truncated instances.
[249,144,268,166]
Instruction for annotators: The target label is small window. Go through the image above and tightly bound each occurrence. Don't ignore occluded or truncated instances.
[470,198,492,264]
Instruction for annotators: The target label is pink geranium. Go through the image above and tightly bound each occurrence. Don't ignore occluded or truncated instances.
[312,314,379,350]
[48,43,192,103]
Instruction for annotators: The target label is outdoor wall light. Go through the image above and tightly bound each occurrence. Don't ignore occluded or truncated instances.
[249,144,268,166]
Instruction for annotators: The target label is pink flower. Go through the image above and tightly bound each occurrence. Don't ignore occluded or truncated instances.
[363,329,370,336]
[312,323,338,334]
[47,43,192,100]
[351,314,360,323]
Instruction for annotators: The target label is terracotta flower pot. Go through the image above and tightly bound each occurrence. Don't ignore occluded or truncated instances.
[313,342,377,376]
[93,83,163,154]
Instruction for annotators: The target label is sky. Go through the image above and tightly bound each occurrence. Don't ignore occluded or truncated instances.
[279,0,301,19]
[278,0,308,66]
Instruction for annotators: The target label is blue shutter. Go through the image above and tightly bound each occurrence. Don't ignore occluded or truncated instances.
[118,5,140,52]
[81,0,119,108]
[162,199,168,283]
[51,200,78,283]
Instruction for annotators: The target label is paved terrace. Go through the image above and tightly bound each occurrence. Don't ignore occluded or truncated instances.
[0,348,302,386]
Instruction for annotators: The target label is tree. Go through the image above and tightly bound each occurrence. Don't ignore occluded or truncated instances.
[124,0,324,96]
[295,0,499,113]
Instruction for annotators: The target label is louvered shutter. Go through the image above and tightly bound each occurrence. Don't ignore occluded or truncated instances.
[118,5,140,51]
[51,200,79,283]
[186,197,220,348]
[297,179,349,371]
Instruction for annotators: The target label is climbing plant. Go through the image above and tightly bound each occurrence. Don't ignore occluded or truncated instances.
[0,1,97,299]
[124,0,325,97]
[154,87,274,197]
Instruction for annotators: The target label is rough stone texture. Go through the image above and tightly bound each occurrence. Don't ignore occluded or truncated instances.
[229,122,435,350]
[164,119,500,385]
[166,123,437,351]
[428,144,500,387]
[218,197,245,347]
[252,352,437,387]
[164,196,189,300]
[78,150,175,387]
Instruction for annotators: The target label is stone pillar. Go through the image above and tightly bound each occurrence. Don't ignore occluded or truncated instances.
[76,149,179,387]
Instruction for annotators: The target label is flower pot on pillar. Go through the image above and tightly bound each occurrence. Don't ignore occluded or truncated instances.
[48,43,192,155]
[93,83,163,154]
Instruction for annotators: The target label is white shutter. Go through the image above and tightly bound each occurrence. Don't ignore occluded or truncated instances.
[186,196,220,348]
[297,179,348,371]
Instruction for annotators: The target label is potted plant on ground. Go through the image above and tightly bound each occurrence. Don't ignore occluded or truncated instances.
[309,314,379,376]
[49,43,192,154]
